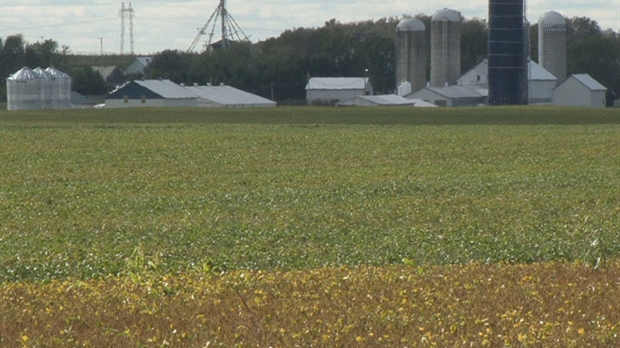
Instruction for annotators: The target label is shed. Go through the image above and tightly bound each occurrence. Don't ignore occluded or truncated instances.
[457,59,557,104]
[306,77,373,105]
[553,74,607,108]
[105,79,198,108]
[337,94,436,107]
[406,85,487,107]
[184,84,276,108]
[123,57,153,76]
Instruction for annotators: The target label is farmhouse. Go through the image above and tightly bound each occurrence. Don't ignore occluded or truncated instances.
[306,77,373,105]
[553,74,607,108]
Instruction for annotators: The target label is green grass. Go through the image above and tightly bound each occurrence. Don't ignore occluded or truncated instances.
[1,106,619,281]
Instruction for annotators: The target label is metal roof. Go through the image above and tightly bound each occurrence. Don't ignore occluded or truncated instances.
[184,85,276,106]
[570,74,607,91]
[337,94,416,106]
[529,60,557,81]
[131,79,198,99]
[397,18,425,32]
[431,8,462,22]
[8,67,39,80]
[306,77,369,90]
[539,11,565,26]
[45,67,71,80]
[426,85,488,99]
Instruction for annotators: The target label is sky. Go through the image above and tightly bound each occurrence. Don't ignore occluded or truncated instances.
[1,0,619,55]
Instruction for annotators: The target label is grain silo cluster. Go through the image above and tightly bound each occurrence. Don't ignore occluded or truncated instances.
[395,2,581,106]
[6,67,72,111]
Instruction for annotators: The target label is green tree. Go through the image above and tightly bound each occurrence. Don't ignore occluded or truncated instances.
[71,67,107,96]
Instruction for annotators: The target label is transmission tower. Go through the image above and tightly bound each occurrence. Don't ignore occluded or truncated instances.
[188,0,250,52]
[119,2,135,54]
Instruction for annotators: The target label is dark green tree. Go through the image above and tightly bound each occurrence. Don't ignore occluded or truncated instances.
[71,67,107,96]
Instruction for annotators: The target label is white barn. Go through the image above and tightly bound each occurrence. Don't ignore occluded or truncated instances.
[306,77,373,105]
[553,74,607,108]
[457,59,557,104]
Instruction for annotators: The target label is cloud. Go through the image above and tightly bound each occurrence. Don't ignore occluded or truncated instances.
[1,0,617,54]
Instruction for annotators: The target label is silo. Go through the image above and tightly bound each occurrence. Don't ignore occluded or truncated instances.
[488,0,528,105]
[34,67,54,109]
[538,11,566,84]
[396,17,427,93]
[430,8,462,88]
[46,67,72,109]
[6,67,41,111]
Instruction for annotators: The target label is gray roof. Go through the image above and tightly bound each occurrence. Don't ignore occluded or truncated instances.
[457,59,556,85]
[8,67,38,80]
[306,77,369,90]
[184,85,276,106]
[133,79,198,99]
[570,74,607,91]
[529,60,557,81]
[136,57,153,67]
[337,94,416,106]
[424,85,488,99]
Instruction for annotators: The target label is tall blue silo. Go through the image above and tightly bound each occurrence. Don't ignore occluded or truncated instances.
[488,0,528,105]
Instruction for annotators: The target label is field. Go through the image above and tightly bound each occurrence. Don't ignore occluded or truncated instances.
[1,106,619,347]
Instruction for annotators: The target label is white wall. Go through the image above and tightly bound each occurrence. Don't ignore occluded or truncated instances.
[106,98,197,108]
[553,78,606,108]
[307,89,366,104]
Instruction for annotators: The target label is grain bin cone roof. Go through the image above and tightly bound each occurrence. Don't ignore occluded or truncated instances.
[45,67,71,79]
[538,10,565,26]
[397,17,425,32]
[431,8,462,22]
[8,67,38,80]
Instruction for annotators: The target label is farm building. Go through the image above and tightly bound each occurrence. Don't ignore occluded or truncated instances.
[306,77,373,105]
[6,66,72,111]
[184,84,276,108]
[553,74,607,108]
[105,79,276,108]
[123,57,153,76]
[106,79,198,108]
[336,94,436,107]
[92,66,125,88]
[457,59,557,104]
[406,85,488,107]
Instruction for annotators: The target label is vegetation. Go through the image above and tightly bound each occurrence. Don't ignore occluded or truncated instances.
[0,104,619,346]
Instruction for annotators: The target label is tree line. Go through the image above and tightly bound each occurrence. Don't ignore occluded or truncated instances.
[2,15,619,104]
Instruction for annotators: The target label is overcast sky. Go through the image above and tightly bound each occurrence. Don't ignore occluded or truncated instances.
[1,0,618,55]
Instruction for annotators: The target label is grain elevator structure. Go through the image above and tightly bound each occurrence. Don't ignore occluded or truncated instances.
[538,10,567,85]
[430,8,462,87]
[395,17,427,93]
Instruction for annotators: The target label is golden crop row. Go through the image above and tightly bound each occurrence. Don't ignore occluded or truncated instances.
[2,261,619,347]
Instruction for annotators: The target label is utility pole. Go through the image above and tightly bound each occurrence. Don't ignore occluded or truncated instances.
[99,37,104,56]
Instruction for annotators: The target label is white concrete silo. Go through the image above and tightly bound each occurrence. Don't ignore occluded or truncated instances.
[538,11,566,85]
[46,67,72,109]
[34,67,54,109]
[430,8,462,88]
[396,17,427,93]
[7,67,41,111]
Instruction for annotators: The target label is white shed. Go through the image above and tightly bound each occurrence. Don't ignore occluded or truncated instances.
[553,74,607,108]
[306,77,373,105]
